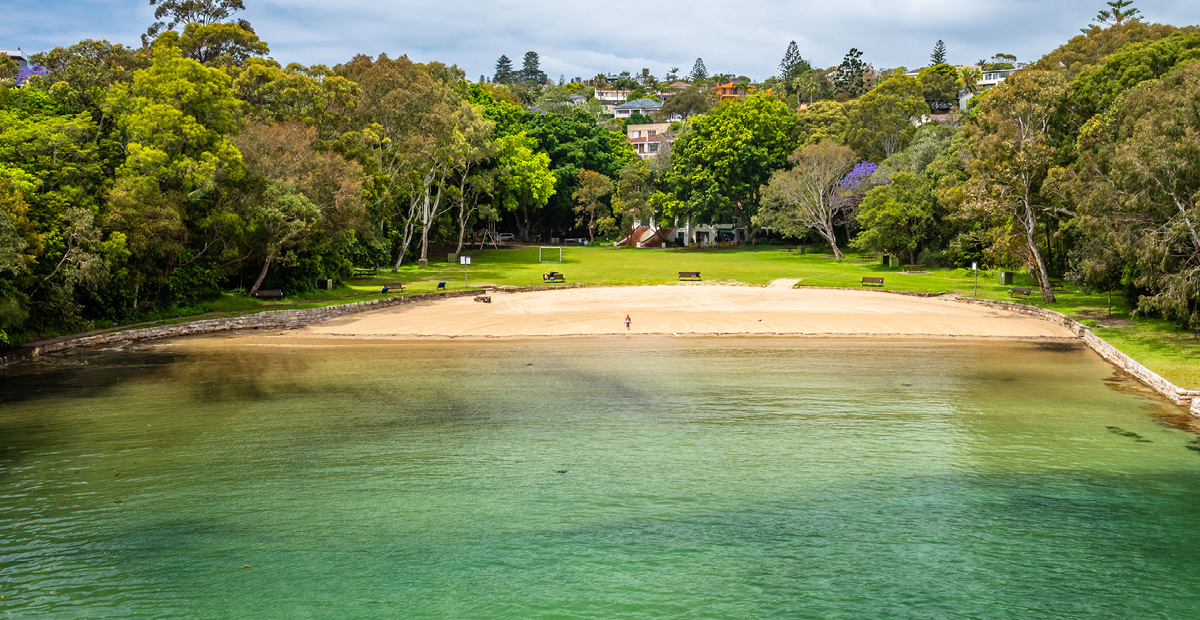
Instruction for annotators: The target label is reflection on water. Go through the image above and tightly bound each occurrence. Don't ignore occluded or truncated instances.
[2,337,1200,619]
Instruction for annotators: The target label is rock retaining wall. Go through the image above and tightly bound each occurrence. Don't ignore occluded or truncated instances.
[0,286,579,370]
[950,297,1200,416]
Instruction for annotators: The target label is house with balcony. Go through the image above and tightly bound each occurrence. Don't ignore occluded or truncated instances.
[710,82,747,102]
[613,98,662,119]
[626,123,674,159]
[595,87,631,114]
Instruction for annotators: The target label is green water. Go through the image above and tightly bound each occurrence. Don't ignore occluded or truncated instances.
[3,337,1200,619]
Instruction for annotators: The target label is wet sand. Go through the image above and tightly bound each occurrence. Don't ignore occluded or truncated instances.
[263,283,1075,341]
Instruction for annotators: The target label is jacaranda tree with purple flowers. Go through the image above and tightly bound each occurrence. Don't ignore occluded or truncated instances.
[14,65,48,87]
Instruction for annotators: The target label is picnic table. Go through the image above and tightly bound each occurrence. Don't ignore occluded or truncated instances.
[903,264,928,273]
[860,277,884,287]
[678,271,701,281]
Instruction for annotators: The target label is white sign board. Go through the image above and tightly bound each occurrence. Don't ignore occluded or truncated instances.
[972,262,977,270]
[460,256,471,265]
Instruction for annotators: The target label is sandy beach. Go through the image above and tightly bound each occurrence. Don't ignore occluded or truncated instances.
[259,281,1075,341]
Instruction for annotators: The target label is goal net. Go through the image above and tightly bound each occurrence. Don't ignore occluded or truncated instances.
[539,247,562,263]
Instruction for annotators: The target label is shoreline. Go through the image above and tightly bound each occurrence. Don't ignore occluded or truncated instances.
[3,283,1198,416]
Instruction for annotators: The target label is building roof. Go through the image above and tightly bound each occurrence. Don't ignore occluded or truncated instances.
[614,98,662,110]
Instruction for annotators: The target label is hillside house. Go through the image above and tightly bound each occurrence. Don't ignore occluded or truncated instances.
[613,98,662,119]
[626,122,673,159]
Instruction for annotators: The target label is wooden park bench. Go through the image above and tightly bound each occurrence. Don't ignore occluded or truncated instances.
[678,271,701,281]
[1009,287,1033,299]
[251,289,284,299]
[860,277,884,287]
[436,282,446,291]
[474,295,492,303]
[904,264,928,273]
[543,272,565,283]
[353,267,379,277]
[380,283,405,294]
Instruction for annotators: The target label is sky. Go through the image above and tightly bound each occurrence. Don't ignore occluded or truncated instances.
[4,1,1197,81]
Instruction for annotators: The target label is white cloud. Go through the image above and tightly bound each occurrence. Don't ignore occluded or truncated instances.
[4,0,1196,81]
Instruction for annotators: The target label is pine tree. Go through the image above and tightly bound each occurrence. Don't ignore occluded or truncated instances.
[1095,0,1140,26]
[779,40,810,80]
[521,51,546,84]
[493,55,514,84]
[689,58,708,83]
[835,48,866,97]
[930,40,947,65]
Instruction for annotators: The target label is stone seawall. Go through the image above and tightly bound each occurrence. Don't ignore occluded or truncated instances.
[950,296,1200,416]
[0,285,579,370]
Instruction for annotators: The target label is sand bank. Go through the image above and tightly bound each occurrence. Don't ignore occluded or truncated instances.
[264,283,1074,341]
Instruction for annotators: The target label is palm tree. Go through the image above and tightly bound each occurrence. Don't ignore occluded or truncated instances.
[794,74,820,105]
[957,67,982,95]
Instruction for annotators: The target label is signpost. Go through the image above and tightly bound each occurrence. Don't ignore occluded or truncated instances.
[460,255,471,288]
[972,262,978,297]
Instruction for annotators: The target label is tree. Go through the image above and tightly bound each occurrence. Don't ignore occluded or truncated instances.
[572,170,613,241]
[493,55,514,84]
[1095,0,1140,27]
[835,48,868,98]
[1033,20,1190,79]
[689,58,708,83]
[962,70,1068,301]
[794,73,821,105]
[930,40,948,66]
[1066,32,1200,128]
[665,95,798,238]
[612,160,657,236]
[779,41,811,81]
[521,51,546,84]
[143,0,247,45]
[1068,60,1200,325]
[852,172,934,263]
[756,141,858,259]
[523,109,628,239]
[104,44,244,296]
[338,53,457,270]
[232,122,365,294]
[492,132,556,241]
[844,75,929,162]
[795,100,849,145]
[958,66,983,95]
[919,64,960,111]
[658,87,714,120]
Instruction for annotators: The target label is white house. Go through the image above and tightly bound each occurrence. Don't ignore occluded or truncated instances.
[613,98,662,119]
[1,48,30,69]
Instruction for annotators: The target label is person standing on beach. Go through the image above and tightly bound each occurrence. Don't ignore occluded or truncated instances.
[625,315,631,330]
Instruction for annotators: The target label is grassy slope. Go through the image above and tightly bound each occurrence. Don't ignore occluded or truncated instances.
[46,244,1200,390]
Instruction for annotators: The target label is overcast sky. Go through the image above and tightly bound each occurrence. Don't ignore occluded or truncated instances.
[4,1,1197,80]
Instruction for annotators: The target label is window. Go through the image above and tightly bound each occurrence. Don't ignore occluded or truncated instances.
[648,130,657,136]
[649,143,659,153]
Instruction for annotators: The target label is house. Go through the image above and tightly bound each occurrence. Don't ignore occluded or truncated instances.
[595,87,632,114]
[710,82,746,102]
[613,98,662,119]
[0,48,29,69]
[626,122,673,159]
[960,66,1022,108]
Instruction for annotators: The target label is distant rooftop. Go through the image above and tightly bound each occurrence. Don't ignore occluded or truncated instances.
[615,98,662,110]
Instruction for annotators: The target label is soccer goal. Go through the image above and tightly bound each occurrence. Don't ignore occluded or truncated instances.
[539,247,562,263]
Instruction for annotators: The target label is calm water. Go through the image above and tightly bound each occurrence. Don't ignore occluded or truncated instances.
[3,336,1200,619]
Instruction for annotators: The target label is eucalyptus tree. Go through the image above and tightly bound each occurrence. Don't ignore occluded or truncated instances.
[756,141,858,259]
